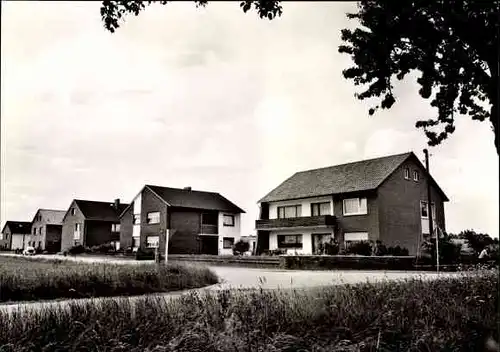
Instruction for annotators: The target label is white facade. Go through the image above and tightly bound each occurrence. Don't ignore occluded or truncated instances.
[268,196,334,219]
[265,196,335,255]
[11,234,26,250]
[217,212,241,255]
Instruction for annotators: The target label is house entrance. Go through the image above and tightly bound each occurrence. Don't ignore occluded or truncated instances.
[312,233,332,255]
[200,235,218,255]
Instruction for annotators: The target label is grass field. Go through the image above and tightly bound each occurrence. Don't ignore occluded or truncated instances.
[0,270,497,351]
[0,256,218,303]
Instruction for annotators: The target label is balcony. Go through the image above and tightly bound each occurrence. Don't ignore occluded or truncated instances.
[255,215,336,230]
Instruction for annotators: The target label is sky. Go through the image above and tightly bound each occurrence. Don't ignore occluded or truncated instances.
[1,1,498,238]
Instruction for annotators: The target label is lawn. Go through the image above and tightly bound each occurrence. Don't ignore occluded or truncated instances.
[0,256,218,303]
[0,270,497,351]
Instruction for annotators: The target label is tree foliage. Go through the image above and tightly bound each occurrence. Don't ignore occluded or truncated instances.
[100,1,499,153]
[339,0,499,153]
[460,229,496,254]
[100,0,283,33]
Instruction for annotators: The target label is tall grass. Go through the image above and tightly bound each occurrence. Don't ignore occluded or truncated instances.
[0,256,218,302]
[0,270,497,351]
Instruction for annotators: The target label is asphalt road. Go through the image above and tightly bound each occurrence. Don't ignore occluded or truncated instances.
[0,253,461,314]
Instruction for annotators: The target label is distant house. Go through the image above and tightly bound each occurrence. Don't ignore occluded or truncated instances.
[1,221,32,250]
[27,209,66,253]
[61,199,129,251]
[255,152,449,256]
[120,185,245,255]
[240,234,257,254]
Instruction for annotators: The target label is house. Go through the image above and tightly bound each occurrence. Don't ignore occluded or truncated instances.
[1,221,32,250]
[27,209,66,253]
[119,185,245,255]
[255,152,449,256]
[61,199,129,251]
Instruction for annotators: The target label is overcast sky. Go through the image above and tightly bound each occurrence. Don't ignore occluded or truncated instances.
[1,1,498,238]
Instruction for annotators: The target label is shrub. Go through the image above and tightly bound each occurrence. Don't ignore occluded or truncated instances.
[135,247,155,260]
[323,238,340,255]
[0,271,497,351]
[386,245,409,256]
[67,245,85,255]
[345,240,372,256]
[232,240,250,255]
[422,236,462,264]
[89,243,115,254]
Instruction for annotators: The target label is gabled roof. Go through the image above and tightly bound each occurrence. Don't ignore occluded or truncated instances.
[259,152,448,203]
[1,221,32,234]
[120,185,245,217]
[72,200,129,222]
[32,209,66,225]
[147,185,245,213]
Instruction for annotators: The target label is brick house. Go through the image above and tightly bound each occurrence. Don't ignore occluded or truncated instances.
[61,199,129,251]
[255,152,449,256]
[1,221,31,250]
[119,185,245,255]
[27,209,66,253]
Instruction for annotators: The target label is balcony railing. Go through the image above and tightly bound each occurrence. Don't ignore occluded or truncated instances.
[201,224,218,235]
[255,215,336,230]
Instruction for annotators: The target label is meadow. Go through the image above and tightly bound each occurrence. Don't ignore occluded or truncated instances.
[0,269,497,351]
[0,256,218,303]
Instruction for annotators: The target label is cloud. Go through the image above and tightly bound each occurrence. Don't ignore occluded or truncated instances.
[1,1,498,239]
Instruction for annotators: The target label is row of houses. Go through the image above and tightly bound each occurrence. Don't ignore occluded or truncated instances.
[1,152,448,256]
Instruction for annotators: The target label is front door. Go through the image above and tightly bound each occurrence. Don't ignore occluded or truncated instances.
[312,233,331,255]
[200,236,218,255]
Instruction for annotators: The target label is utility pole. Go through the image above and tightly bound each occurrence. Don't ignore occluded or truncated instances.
[423,149,438,272]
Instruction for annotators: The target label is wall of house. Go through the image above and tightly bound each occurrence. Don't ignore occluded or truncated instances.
[0,229,11,249]
[61,202,86,251]
[168,209,201,254]
[377,157,446,255]
[268,196,334,219]
[333,191,380,245]
[85,220,118,247]
[269,228,334,255]
[140,187,168,251]
[11,233,26,250]
[120,205,134,250]
[218,212,241,255]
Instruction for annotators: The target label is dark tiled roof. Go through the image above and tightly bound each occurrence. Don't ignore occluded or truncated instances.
[260,152,414,202]
[34,209,66,225]
[74,200,129,221]
[2,221,32,234]
[146,185,245,213]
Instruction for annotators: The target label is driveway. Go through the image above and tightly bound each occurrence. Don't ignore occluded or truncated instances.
[0,253,461,314]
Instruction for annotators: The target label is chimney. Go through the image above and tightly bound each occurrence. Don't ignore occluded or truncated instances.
[183,187,192,191]
[114,198,120,210]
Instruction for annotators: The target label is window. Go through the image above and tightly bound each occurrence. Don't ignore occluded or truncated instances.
[133,214,140,225]
[71,208,76,216]
[404,168,410,179]
[33,228,36,235]
[38,241,42,248]
[277,205,302,219]
[277,234,303,249]
[132,237,140,248]
[74,223,81,240]
[420,201,436,219]
[311,202,331,216]
[202,213,218,225]
[343,198,367,216]
[413,170,419,181]
[39,227,43,235]
[223,237,235,249]
[147,212,160,224]
[344,232,369,248]
[0,233,3,240]
[111,223,121,232]
[146,236,159,248]
[223,215,235,226]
